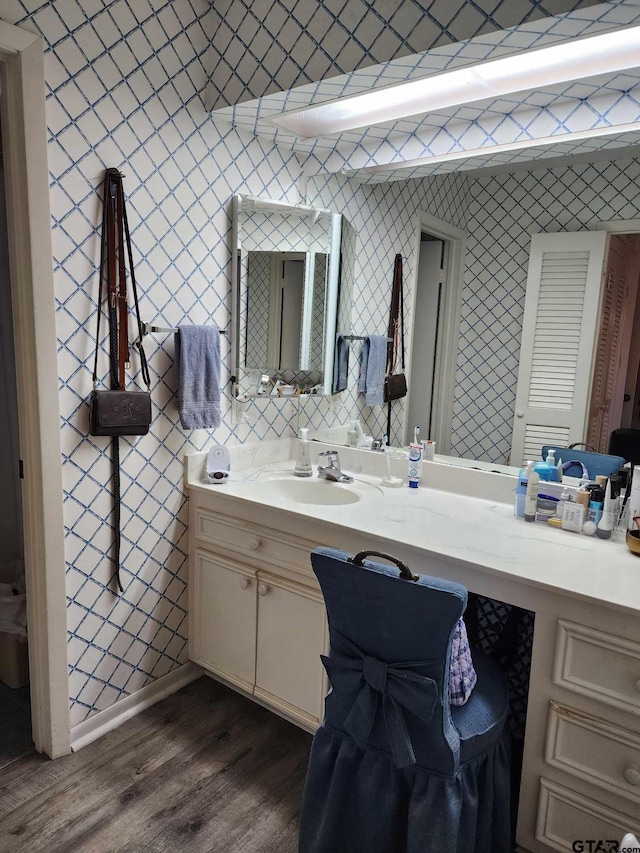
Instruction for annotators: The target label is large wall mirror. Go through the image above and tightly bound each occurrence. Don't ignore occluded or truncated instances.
[231,195,353,398]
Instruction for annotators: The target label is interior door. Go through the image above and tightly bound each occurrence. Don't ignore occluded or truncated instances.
[510,231,608,465]
[587,235,640,450]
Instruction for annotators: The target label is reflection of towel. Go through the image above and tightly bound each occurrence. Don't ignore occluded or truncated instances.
[332,335,350,393]
[358,335,386,406]
[175,325,221,429]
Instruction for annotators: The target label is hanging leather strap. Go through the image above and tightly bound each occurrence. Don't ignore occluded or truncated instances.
[386,254,404,438]
[93,168,150,594]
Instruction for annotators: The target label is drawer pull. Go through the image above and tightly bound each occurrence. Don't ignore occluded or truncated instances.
[623,767,640,786]
[258,582,270,597]
[238,577,250,590]
[249,538,261,551]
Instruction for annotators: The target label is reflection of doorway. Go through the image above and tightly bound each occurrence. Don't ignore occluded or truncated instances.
[407,235,444,443]
[406,213,466,451]
[587,233,640,451]
[269,253,305,369]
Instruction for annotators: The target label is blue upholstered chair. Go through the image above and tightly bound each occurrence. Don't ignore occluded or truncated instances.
[299,548,511,853]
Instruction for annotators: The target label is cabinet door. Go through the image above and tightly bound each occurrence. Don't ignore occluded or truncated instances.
[192,550,257,692]
[254,574,327,728]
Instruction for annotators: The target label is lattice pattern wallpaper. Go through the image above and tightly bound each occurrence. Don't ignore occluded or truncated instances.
[8,0,310,727]
[206,0,599,109]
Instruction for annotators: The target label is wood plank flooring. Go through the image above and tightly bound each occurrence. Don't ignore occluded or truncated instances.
[0,676,311,853]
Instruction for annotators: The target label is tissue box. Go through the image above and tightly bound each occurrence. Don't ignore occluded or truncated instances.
[0,632,29,689]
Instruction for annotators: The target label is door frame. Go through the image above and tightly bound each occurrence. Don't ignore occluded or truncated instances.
[408,212,466,455]
[0,23,70,757]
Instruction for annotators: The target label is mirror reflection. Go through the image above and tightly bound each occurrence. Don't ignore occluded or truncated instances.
[231,195,345,398]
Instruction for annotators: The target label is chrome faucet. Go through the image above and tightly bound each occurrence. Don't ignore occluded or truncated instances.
[317,450,354,484]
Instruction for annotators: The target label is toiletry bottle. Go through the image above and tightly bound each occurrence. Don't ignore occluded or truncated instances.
[515,461,532,518]
[524,461,539,522]
[294,428,312,477]
[588,485,605,525]
[534,457,552,481]
[545,449,559,481]
[596,479,613,539]
[556,486,571,518]
[347,422,358,447]
[408,442,423,489]
[557,457,563,483]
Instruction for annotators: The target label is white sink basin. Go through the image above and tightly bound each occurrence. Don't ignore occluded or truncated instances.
[250,476,361,506]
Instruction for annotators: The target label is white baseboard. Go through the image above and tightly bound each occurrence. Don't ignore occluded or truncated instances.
[69,662,203,752]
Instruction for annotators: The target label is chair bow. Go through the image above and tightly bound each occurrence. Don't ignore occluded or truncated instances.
[321,636,440,769]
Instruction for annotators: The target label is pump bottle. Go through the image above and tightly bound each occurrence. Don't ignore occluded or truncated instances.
[294,428,312,477]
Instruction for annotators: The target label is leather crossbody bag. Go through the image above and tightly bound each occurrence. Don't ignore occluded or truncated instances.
[89,169,152,592]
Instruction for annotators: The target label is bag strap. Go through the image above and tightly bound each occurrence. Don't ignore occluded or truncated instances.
[386,254,404,439]
[386,254,404,374]
[92,169,150,392]
[93,169,151,595]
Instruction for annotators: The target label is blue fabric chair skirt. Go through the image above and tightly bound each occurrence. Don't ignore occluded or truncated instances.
[299,725,511,853]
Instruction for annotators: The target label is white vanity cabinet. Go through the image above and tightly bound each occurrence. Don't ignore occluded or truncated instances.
[533,619,640,849]
[186,454,640,853]
[188,494,328,731]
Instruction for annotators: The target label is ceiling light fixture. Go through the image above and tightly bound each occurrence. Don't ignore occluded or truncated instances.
[342,123,640,179]
[271,26,640,139]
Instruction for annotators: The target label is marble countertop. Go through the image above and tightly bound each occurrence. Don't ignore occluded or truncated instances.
[186,445,640,616]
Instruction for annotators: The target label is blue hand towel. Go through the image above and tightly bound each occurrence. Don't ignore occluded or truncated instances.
[365,335,387,406]
[358,339,369,395]
[175,325,221,429]
[332,335,350,393]
[358,335,387,406]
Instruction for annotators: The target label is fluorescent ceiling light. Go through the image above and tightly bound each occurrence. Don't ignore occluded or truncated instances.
[271,27,640,139]
[342,123,640,177]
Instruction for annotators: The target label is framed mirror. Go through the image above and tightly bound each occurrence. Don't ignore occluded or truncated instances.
[230,195,346,399]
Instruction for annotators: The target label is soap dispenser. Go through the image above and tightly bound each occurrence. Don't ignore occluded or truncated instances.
[294,428,312,477]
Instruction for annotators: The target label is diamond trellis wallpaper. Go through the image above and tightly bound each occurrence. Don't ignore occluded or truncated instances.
[6,0,640,732]
[206,0,599,109]
[5,0,309,727]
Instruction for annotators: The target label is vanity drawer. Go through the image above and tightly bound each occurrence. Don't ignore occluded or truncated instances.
[546,702,640,804]
[193,507,318,580]
[554,620,640,716]
[537,778,640,851]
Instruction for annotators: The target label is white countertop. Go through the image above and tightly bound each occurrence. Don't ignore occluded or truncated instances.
[186,446,640,616]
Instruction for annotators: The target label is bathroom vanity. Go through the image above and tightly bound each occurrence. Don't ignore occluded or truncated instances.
[186,443,640,852]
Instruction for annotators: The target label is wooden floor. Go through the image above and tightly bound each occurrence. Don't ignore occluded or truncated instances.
[0,677,311,853]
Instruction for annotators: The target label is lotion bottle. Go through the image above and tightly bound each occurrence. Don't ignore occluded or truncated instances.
[524,461,539,522]
[293,428,312,477]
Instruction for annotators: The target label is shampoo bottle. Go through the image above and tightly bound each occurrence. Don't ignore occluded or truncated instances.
[524,461,539,522]
[293,428,312,477]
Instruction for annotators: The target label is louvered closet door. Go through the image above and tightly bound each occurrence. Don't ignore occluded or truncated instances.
[510,232,608,466]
